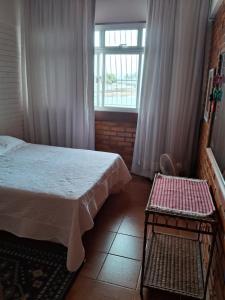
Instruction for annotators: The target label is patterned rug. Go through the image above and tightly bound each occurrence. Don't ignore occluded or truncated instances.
[0,232,77,300]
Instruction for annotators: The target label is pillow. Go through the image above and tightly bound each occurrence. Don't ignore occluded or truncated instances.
[0,136,24,155]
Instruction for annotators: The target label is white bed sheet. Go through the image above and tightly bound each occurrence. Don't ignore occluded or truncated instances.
[0,141,131,271]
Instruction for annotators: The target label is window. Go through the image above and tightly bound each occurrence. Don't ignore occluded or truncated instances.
[94,24,145,112]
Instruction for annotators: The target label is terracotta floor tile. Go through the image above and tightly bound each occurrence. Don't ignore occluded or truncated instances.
[66,275,137,300]
[125,176,151,202]
[84,230,116,253]
[80,251,107,279]
[126,207,146,221]
[133,288,181,300]
[126,196,149,210]
[67,176,185,299]
[101,195,130,217]
[94,212,123,232]
[118,217,144,238]
[110,234,143,260]
[98,254,141,289]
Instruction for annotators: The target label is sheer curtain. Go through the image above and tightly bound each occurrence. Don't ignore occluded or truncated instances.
[20,0,95,149]
[132,0,209,179]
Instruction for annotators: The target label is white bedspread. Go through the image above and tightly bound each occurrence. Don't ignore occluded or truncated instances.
[0,142,131,271]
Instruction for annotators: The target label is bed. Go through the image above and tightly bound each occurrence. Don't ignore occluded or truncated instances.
[0,136,131,271]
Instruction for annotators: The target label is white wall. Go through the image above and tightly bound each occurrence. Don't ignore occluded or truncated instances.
[0,0,17,26]
[95,0,147,23]
[0,0,23,138]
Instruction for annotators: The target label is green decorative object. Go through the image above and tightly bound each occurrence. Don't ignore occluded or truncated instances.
[212,87,223,102]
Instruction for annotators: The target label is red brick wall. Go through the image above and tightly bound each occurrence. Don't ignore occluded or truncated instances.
[197,2,225,299]
[197,123,225,300]
[95,120,136,169]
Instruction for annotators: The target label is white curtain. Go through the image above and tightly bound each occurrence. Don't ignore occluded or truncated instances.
[132,0,209,179]
[20,0,95,149]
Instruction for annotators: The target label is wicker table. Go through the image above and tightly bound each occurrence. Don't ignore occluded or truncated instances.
[140,174,218,299]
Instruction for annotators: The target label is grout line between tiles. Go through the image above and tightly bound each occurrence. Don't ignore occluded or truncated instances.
[89,275,139,292]
[135,267,142,290]
[106,252,142,262]
[115,232,144,239]
[97,277,138,291]
[117,216,125,233]
[94,252,108,280]
[95,231,117,280]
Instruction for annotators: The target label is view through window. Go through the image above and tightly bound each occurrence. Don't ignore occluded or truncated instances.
[94,24,146,112]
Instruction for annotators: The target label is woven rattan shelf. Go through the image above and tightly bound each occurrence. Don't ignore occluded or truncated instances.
[144,233,204,299]
[140,174,218,300]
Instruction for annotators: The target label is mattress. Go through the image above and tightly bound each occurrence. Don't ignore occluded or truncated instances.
[0,138,131,271]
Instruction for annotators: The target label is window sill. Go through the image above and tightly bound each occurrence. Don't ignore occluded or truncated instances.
[94,106,138,113]
[95,110,138,123]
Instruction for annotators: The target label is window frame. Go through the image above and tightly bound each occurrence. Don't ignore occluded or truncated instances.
[94,22,145,113]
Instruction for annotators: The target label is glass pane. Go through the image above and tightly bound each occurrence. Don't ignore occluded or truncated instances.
[142,28,146,47]
[95,31,100,47]
[103,54,139,108]
[105,30,138,47]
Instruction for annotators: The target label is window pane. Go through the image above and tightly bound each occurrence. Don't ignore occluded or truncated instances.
[105,30,138,47]
[103,54,139,108]
[142,28,146,47]
[95,31,100,47]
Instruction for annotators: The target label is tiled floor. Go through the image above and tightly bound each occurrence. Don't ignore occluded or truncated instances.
[66,176,182,300]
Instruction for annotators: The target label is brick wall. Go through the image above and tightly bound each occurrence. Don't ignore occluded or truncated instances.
[95,120,136,169]
[197,122,225,300]
[197,2,225,299]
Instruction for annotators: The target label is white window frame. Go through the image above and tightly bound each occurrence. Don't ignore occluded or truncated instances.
[94,23,145,113]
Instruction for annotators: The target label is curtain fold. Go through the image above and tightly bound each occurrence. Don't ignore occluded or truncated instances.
[132,0,209,179]
[20,0,95,149]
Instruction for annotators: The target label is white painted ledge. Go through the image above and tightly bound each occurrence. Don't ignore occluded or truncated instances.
[206,148,225,202]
